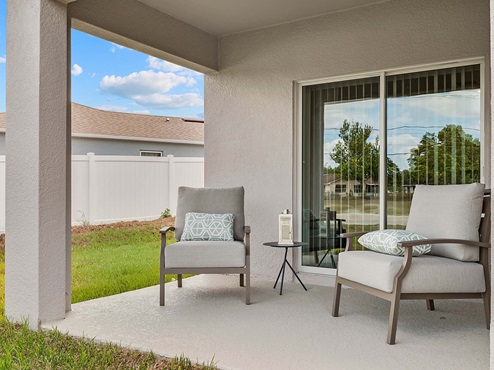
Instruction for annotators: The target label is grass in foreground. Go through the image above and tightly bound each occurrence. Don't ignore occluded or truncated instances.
[0,218,191,315]
[0,320,216,369]
[71,219,190,303]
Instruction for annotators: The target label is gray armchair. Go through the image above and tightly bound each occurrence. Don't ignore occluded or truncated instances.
[160,186,251,305]
[332,184,490,344]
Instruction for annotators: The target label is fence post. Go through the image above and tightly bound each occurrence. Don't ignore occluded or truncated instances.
[167,154,175,215]
[87,152,96,224]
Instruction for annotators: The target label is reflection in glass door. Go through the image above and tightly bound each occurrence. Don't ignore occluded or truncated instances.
[301,77,380,269]
[386,65,481,228]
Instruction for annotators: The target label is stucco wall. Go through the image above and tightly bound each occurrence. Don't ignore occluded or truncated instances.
[206,0,491,278]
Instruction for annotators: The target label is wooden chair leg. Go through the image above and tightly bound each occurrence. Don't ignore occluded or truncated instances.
[332,281,342,317]
[387,294,401,345]
[160,272,165,306]
[426,299,435,311]
[178,274,182,288]
[240,274,245,287]
[245,272,250,305]
[482,292,490,330]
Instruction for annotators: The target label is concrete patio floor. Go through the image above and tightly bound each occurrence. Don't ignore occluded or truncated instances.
[44,274,489,370]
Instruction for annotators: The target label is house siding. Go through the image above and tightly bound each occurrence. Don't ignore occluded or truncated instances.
[71,137,204,157]
[0,134,204,157]
[205,0,491,278]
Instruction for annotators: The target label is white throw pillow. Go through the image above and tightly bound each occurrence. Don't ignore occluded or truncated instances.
[181,212,235,241]
[358,229,431,257]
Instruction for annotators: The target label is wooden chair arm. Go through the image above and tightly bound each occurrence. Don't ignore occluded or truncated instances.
[397,238,490,249]
[244,226,251,256]
[160,226,175,234]
[340,231,371,251]
[392,238,491,293]
[340,231,369,239]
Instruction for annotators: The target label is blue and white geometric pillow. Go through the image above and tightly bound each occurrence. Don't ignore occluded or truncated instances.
[181,212,235,241]
[358,229,431,257]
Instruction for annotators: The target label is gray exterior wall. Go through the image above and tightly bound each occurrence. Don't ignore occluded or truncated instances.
[205,0,491,278]
[0,134,204,157]
[71,137,204,157]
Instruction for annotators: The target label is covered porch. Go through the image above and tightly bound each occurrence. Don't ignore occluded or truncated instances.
[44,275,489,369]
[5,0,494,368]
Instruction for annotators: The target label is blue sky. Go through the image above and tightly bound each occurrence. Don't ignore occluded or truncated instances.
[324,90,481,170]
[0,0,204,118]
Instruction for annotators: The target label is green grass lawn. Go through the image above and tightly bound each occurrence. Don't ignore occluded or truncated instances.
[0,218,190,315]
[0,321,216,369]
[0,219,216,369]
[71,221,190,303]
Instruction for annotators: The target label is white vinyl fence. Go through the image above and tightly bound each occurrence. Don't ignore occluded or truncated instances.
[0,154,204,232]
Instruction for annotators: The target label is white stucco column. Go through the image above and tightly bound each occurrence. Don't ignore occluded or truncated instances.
[5,0,71,328]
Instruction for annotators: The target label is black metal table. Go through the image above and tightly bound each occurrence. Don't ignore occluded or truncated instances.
[263,241,308,295]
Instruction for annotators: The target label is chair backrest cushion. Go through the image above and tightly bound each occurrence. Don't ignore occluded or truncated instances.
[175,187,245,241]
[405,183,484,261]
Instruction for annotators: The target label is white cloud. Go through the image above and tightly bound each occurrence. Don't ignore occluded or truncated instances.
[186,77,197,87]
[96,104,150,115]
[389,90,480,120]
[147,56,202,76]
[100,70,187,97]
[0,56,5,63]
[387,133,422,170]
[324,99,380,133]
[129,110,151,115]
[97,104,130,112]
[100,70,203,110]
[71,64,83,76]
[323,138,340,168]
[147,56,184,73]
[133,93,203,109]
[110,42,128,53]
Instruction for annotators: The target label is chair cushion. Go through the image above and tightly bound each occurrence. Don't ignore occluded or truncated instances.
[406,183,484,261]
[338,251,486,294]
[165,241,246,268]
[358,229,431,256]
[175,187,245,242]
[181,213,235,241]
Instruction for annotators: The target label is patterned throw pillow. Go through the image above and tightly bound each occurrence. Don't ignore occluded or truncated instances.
[358,229,431,257]
[181,213,235,241]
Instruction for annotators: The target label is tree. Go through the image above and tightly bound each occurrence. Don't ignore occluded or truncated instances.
[407,124,480,185]
[330,120,379,184]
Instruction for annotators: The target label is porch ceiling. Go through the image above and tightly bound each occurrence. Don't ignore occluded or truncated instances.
[137,0,392,37]
[44,275,488,369]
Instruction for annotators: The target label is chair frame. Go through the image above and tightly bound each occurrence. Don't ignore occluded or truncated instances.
[332,189,491,344]
[159,225,251,306]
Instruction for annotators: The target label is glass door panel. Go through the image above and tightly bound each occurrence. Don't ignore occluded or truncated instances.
[386,65,481,227]
[302,77,380,269]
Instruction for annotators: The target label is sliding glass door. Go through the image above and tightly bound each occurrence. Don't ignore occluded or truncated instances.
[301,62,482,271]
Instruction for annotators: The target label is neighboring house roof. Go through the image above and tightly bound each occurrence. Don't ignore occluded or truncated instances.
[0,103,204,145]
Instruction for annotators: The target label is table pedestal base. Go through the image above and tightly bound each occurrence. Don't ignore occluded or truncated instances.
[274,247,308,295]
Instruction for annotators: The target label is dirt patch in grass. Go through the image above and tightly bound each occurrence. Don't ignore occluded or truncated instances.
[72,217,175,236]
[0,218,174,254]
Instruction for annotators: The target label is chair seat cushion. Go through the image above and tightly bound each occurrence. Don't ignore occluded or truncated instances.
[165,241,246,268]
[338,251,485,294]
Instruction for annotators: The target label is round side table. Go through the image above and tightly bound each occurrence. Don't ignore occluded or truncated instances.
[263,241,308,295]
